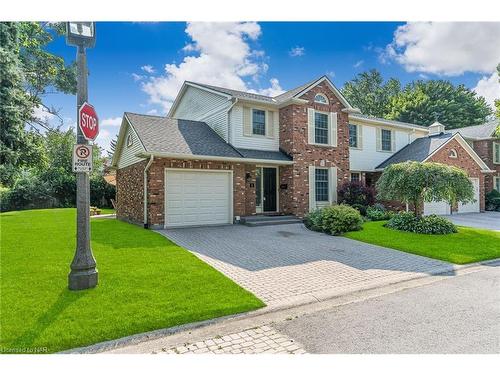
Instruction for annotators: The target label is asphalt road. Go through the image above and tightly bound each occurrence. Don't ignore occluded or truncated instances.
[274,266,500,354]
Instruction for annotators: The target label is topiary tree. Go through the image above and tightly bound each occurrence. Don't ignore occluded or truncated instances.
[376,161,475,218]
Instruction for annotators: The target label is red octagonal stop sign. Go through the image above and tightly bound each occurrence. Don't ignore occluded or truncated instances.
[78,102,99,141]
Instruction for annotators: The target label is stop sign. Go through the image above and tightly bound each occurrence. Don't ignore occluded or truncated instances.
[78,102,99,141]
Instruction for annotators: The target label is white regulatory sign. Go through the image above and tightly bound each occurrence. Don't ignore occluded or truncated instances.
[73,144,93,172]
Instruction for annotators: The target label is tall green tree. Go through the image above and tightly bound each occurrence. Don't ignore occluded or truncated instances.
[0,22,76,186]
[342,69,401,118]
[387,80,491,129]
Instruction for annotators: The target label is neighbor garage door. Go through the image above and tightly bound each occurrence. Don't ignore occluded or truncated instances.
[423,200,450,216]
[458,178,480,213]
[165,169,233,227]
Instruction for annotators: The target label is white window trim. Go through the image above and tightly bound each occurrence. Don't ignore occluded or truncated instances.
[251,108,267,137]
[314,93,329,105]
[377,127,395,153]
[313,110,330,145]
[314,167,330,203]
[449,149,458,158]
[126,134,133,147]
[493,176,500,192]
[349,123,362,149]
[494,142,500,165]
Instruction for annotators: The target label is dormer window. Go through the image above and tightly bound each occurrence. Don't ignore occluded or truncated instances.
[449,149,457,158]
[127,134,133,147]
[314,93,328,105]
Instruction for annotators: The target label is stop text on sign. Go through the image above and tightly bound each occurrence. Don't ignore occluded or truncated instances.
[78,102,99,141]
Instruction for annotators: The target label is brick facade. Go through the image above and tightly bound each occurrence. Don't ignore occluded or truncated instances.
[143,158,255,228]
[279,82,350,217]
[116,160,146,225]
[472,139,500,193]
[428,138,486,211]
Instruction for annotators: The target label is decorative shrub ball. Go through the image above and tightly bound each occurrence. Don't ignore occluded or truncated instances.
[385,212,457,235]
[305,204,363,236]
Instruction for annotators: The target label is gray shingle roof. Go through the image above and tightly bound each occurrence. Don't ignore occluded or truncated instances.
[235,148,292,162]
[124,113,293,163]
[124,113,242,158]
[186,82,277,104]
[376,133,454,169]
[350,113,429,130]
[273,77,323,103]
[452,120,498,139]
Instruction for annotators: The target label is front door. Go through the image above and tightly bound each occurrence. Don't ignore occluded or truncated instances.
[263,167,277,212]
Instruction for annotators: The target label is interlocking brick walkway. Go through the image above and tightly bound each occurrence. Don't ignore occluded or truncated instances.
[158,326,306,354]
[160,224,454,307]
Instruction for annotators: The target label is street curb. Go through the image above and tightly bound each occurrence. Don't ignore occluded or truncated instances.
[61,257,499,354]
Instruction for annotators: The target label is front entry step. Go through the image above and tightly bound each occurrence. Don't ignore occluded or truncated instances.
[240,215,303,227]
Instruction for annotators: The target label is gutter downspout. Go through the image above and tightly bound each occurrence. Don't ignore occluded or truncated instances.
[143,155,154,228]
[226,98,238,143]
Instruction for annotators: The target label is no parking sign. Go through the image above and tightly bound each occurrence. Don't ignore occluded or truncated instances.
[72,144,93,172]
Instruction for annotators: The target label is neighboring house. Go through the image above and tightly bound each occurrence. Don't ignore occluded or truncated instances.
[112,75,494,228]
[376,122,493,215]
[453,120,500,194]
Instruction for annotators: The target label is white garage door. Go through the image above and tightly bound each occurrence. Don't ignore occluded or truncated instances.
[424,200,450,216]
[165,169,233,227]
[458,178,480,213]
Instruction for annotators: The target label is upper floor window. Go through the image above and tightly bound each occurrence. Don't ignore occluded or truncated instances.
[127,134,133,147]
[252,109,266,136]
[494,142,500,164]
[314,93,328,105]
[314,112,329,144]
[381,129,392,151]
[449,149,457,158]
[350,172,361,183]
[315,168,329,202]
[349,124,358,148]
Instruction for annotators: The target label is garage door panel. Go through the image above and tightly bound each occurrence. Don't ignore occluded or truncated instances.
[424,200,450,216]
[458,178,480,213]
[165,169,232,227]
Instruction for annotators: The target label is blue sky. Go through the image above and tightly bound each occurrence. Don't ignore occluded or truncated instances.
[42,22,500,151]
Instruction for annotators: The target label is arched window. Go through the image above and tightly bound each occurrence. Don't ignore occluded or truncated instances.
[449,149,457,158]
[314,93,329,104]
[127,134,133,147]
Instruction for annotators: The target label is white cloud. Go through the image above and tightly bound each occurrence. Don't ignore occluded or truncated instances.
[353,60,364,68]
[101,117,122,127]
[253,78,284,97]
[473,71,500,108]
[147,109,158,115]
[141,65,156,74]
[385,22,500,76]
[289,46,305,57]
[132,73,145,81]
[326,71,335,78]
[32,105,56,123]
[140,22,282,112]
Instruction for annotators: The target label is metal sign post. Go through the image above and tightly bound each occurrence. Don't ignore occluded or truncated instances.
[67,23,98,290]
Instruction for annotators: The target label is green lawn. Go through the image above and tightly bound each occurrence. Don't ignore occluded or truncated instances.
[0,209,264,353]
[344,220,500,264]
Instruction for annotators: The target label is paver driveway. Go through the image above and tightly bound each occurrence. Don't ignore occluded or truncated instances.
[443,212,500,231]
[159,224,455,307]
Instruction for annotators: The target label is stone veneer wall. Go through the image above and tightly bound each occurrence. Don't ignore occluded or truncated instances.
[428,138,486,211]
[116,160,146,225]
[279,81,350,218]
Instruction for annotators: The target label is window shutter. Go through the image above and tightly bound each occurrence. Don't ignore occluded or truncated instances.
[266,111,274,138]
[243,107,252,136]
[329,112,338,147]
[309,166,316,212]
[307,108,315,144]
[357,125,363,149]
[328,167,338,204]
[391,130,396,152]
[376,128,381,151]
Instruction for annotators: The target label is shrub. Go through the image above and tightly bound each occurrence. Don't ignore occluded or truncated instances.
[485,189,500,211]
[366,206,393,221]
[305,204,363,235]
[385,212,457,235]
[351,203,367,216]
[338,181,375,207]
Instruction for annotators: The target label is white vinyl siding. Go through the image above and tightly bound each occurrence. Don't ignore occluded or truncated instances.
[116,125,145,169]
[349,122,427,171]
[172,85,231,141]
[230,104,279,151]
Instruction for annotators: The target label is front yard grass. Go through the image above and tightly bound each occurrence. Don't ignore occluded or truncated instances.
[344,220,500,264]
[0,209,264,353]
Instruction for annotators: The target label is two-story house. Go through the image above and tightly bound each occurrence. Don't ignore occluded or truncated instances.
[112,75,493,228]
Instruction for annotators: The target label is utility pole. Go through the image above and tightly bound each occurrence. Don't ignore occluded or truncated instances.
[67,22,98,290]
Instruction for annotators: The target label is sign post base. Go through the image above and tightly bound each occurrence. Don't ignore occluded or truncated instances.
[68,268,98,290]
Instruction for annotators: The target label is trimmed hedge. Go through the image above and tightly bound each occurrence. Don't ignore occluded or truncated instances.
[385,212,457,235]
[305,204,363,235]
